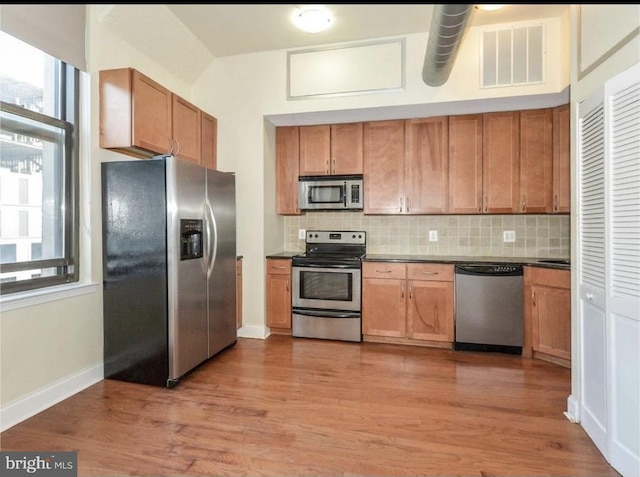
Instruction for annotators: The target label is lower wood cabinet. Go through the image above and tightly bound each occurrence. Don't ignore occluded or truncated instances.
[236,258,243,329]
[266,258,292,332]
[362,262,454,346]
[524,266,571,367]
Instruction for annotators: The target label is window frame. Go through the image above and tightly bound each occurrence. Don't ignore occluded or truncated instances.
[0,62,80,294]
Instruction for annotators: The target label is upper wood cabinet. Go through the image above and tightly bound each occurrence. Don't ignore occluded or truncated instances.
[448,114,484,213]
[299,125,331,176]
[299,123,364,176]
[100,68,172,158]
[201,111,217,170]
[172,94,201,164]
[553,104,571,213]
[276,126,303,215]
[331,123,364,175]
[405,117,449,214]
[364,118,448,214]
[483,111,521,213]
[520,108,553,213]
[364,120,406,214]
[99,67,217,167]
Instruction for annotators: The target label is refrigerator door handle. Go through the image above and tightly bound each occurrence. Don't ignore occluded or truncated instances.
[205,199,218,279]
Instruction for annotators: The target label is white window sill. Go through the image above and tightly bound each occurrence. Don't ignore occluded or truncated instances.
[0,282,99,312]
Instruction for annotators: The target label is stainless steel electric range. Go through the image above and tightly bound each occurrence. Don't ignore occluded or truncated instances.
[291,230,366,342]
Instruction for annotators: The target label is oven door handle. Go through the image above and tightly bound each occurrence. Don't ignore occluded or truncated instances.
[293,309,361,319]
[292,263,360,269]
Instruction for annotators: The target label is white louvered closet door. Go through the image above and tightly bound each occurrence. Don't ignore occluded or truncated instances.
[578,87,608,459]
[578,62,640,477]
[605,62,640,477]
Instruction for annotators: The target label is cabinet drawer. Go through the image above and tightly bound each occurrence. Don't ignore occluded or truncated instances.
[362,262,406,279]
[407,263,454,281]
[266,258,291,275]
[524,266,570,289]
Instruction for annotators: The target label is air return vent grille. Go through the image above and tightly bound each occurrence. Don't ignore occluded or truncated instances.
[481,24,544,88]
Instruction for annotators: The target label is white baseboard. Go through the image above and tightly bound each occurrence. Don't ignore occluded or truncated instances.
[0,363,103,432]
[237,325,270,339]
[564,394,580,423]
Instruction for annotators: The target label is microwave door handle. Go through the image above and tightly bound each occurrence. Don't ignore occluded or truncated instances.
[343,182,347,207]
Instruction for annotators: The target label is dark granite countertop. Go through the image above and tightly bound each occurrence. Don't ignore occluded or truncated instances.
[264,252,570,269]
[265,251,299,259]
[363,254,570,270]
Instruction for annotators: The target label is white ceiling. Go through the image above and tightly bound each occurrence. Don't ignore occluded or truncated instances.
[98,4,569,84]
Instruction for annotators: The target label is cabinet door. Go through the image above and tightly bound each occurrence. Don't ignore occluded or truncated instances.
[483,111,520,213]
[531,285,571,360]
[405,117,449,214]
[448,114,483,213]
[520,108,553,213]
[407,280,454,342]
[362,278,406,337]
[276,127,303,215]
[299,125,331,176]
[553,104,571,213]
[201,111,217,170]
[266,273,292,329]
[331,123,363,175]
[172,94,202,164]
[131,69,173,155]
[364,120,405,214]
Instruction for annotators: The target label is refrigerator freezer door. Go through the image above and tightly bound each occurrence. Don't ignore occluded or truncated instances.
[166,157,209,382]
[102,160,169,386]
[206,169,237,357]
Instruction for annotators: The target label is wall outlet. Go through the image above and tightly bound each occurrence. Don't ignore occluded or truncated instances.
[298,229,306,240]
[503,230,516,243]
[429,230,438,242]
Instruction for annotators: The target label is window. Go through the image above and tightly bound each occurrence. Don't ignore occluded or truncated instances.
[0,30,79,294]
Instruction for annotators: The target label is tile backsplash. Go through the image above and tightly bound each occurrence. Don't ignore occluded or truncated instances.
[284,213,570,258]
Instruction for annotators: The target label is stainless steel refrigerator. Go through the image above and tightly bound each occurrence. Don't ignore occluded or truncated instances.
[101,155,237,388]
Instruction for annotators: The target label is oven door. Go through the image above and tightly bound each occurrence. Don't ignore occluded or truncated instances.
[292,264,361,312]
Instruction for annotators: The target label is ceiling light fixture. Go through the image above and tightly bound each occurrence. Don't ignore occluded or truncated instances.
[292,6,333,33]
[475,4,506,11]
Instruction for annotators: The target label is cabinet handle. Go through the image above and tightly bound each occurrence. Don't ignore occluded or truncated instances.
[375,269,392,274]
[273,266,286,269]
[399,197,403,213]
[406,197,410,212]
[484,196,488,212]
[409,283,413,299]
[421,271,439,275]
[332,159,336,171]
[587,293,593,301]
[478,194,482,212]
[326,159,330,175]
[286,279,289,292]
[532,290,536,306]
[554,195,558,212]
[522,196,527,212]
[401,283,405,298]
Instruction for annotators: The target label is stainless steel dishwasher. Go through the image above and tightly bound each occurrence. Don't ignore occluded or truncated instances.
[454,264,524,354]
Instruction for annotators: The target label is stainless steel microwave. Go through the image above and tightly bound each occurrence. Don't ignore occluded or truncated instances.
[298,175,363,211]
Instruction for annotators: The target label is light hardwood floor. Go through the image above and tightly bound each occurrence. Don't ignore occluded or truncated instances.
[1,335,619,476]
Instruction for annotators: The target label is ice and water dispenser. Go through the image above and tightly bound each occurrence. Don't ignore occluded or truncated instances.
[180,219,203,260]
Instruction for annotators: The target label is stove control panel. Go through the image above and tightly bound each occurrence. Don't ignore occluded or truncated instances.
[306,230,366,245]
